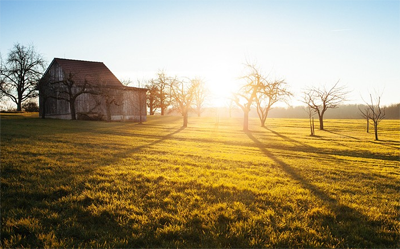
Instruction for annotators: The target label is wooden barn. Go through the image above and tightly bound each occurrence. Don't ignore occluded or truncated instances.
[39,58,147,121]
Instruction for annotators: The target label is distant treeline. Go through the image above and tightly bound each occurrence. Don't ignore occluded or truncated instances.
[269,103,399,119]
[201,103,400,119]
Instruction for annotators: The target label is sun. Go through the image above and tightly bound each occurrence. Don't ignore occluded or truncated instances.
[206,78,238,107]
[205,69,241,107]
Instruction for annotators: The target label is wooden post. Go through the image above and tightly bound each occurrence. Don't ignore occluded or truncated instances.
[312,117,315,135]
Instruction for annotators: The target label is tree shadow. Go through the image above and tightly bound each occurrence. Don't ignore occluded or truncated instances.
[108,126,186,160]
[1,125,188,247]
[324,129,360,140]
[263,127,399,181]
[245,131,395,247]
[264,127,399,162]
[370,139,400,150]
[264,127,313,148]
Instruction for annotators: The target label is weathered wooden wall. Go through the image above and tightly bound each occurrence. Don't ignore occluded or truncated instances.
[40,62,147,121]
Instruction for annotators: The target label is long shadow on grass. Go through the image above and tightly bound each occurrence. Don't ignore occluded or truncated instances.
[133,126,185,150]
[323,129,360,140]
[245,131,395,247]
[370,139,400,150]
[264,127,399,162]
[0,126,188,248]
[264,127,312,148]
[43,174,286,247]
[77,126,187,177]
[263,127,399,186]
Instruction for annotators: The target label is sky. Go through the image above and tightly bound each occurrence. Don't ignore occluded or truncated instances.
[1,0,399,107]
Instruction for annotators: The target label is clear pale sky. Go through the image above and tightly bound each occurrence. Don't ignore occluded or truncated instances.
[1,0,399,107]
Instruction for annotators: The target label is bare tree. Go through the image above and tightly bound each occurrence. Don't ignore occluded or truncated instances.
[120,78,132,86]
[170,77,197,127]
[305,106,316,136]
[0,79,5,103]
[233,64,264,131]
[155,70,174,116]
[146,79,159,115]
[255,78,291,127]
[302,80,349,130]
[0,43,45,111]
[192,78,208,117]
[359,94,385,140]
[93,85,120,121]
[358,105,371,133]
[103,91,119,121]
[52,72,93,120]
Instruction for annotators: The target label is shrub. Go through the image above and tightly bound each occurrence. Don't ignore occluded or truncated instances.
[22,102,39,112]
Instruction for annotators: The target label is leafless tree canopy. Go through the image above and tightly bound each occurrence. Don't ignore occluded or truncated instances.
[233,63,264,131]
[192,78,208,117]
[145,71,179,115]
[255,78,292,127]
[155,70,175,116]
[51,72,94,120]
[359,94,385,140]
[170,77,198,127]
[302,80,349,130]
[0,43,45,111]
[120,78,132,86]
[146,79,160,115]
[93,82,122,121]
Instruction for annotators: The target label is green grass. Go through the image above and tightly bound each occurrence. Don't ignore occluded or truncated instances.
[1,113,399,248]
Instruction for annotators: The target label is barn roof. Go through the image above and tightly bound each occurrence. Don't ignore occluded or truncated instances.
[52,58,123,87]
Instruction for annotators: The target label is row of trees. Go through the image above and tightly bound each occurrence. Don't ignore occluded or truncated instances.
[232,64,292,131]
[230,64,387,141]
[0,43,388,140]
[145,64,293,130]
[144,71,208,127]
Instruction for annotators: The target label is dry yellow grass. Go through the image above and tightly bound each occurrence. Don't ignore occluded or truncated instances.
[1,113,399,247]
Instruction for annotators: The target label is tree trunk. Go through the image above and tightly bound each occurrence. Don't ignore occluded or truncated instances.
[260,118,266,127]
[309,116,315,136]
[243,111,249,131]
[183,112,188,127]
[318,114,324,130]
[139,111,143,124]
[70,102,76,120]
[106,103,111,121]
[366,117,369,133]
[17,101,22,111]
[374,122,379,140]
[17,91,23,111]
[312,118,315,135]
[260,109,268,127]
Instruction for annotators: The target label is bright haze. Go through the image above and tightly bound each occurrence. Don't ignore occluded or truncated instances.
[1,0,399,107]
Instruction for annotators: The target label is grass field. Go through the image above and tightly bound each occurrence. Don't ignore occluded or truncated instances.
[1,113,399,248]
